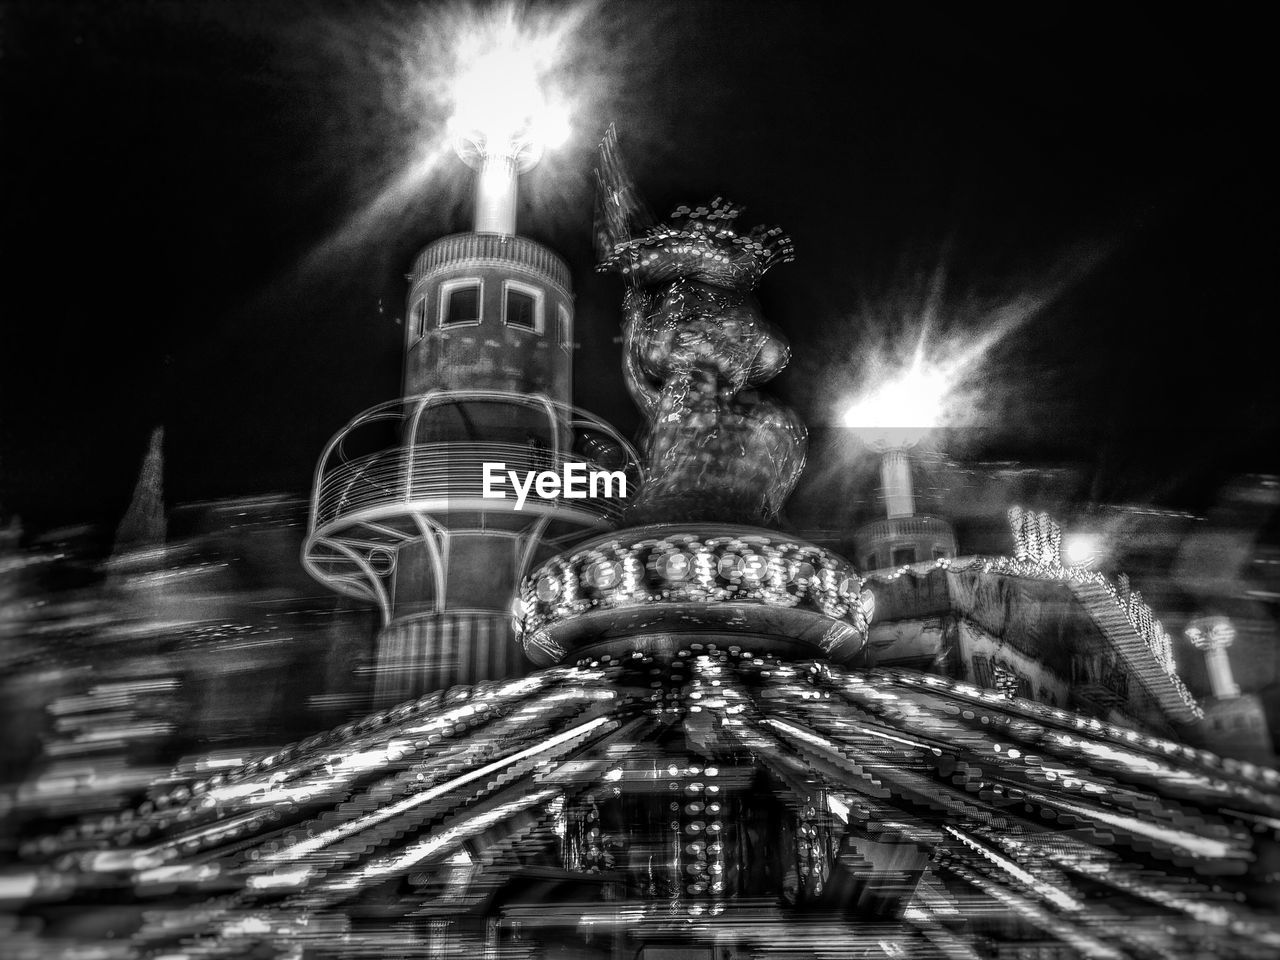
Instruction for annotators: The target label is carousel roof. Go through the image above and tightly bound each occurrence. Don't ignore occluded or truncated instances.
[10,653,1280,959]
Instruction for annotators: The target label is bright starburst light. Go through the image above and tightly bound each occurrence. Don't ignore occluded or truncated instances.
[445,6,578,163]
[820,246,1112,460]
[840,341,969,448]
[1063,531,1105,567]
[283,1,594,274]
[841,353,953,447]
[448,15,573,156]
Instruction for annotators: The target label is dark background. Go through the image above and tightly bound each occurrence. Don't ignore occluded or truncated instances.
[2,0,1276,540]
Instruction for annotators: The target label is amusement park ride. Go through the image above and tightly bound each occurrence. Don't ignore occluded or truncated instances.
[6,13,1280,960]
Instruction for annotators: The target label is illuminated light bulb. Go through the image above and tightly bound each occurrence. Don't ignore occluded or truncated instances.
[535,575,560,602]
[1063,532,1104,567]
[585,560,621,590]
[657,551,693,581]
[740,554,768,583]
[717,554,743,580]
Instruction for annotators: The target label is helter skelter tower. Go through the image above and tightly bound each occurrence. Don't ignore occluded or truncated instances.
[303,105,638,706]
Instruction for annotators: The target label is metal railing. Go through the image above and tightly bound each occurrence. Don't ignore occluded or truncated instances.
[309,391,642,535]
[313,441,636,528]
[410,233,572,292]
[857,515,955,544]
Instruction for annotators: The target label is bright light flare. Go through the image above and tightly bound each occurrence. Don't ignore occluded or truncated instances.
[280,2,594,272]
[445,8,576,158]
[819,246,1111,459]
[1063,532,1104,567]
[840,349,958,448]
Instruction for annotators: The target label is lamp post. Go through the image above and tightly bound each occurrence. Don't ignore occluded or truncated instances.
[880,444,916,519]
[843,359,957,571]
[302,16,638,706]
[1185,615,1241,699]
[446,29,571,237]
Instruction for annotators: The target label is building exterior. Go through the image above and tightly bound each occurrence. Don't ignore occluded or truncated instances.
[302,131,638,706]
[6,132,1280,960]
[852,445,958,573]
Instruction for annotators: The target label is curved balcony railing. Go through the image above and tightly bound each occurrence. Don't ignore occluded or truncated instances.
[857,515,956,545]
[313,441,638,529]
[308,391,642,536]
[410,233,572,293]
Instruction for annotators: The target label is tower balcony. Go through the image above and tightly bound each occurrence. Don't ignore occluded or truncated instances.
[303,391,641,620]
[409,233,572,295]
[853,514,957,572]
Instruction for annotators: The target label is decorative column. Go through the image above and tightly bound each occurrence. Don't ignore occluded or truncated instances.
[880,446,915,519]
[1185,615,1241,699]
[472,151,520,235]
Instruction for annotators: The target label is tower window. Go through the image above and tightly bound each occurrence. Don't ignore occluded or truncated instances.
[440,280,482,327]
[557,303,572,351]
[503,280,543,332]
[891,546,917,567]
[507,290,536,328]
[410,297,427,339]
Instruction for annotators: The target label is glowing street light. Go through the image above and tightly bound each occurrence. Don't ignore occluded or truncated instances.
[840,356,952,451]
[1062,531,1104,567]
[445,12,573,235]
[1185,616,1241,699]
[841,354,956,520]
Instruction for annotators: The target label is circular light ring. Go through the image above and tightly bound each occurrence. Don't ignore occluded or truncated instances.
[519,556,583,625]
[740,553,769,583]
[535,574,561,603]
[654,550,693,581]
[516,531,869,644]
[716,553,743,580]
[585,558,622,591]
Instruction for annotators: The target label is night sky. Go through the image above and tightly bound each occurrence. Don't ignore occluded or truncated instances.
[2,1,1276,539]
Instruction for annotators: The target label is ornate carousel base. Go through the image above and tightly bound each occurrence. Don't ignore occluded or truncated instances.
[517,524,875,667]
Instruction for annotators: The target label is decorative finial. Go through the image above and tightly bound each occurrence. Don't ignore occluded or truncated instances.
[1185,615,1240,698]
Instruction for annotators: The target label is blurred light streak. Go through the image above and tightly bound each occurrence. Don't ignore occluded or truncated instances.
[944,825,1082,913]
[329,785,560,892]
[260,713,612,866]
[1026,792,1240,860]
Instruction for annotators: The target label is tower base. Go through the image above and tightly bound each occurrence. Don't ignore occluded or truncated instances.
[373,612,531,706]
